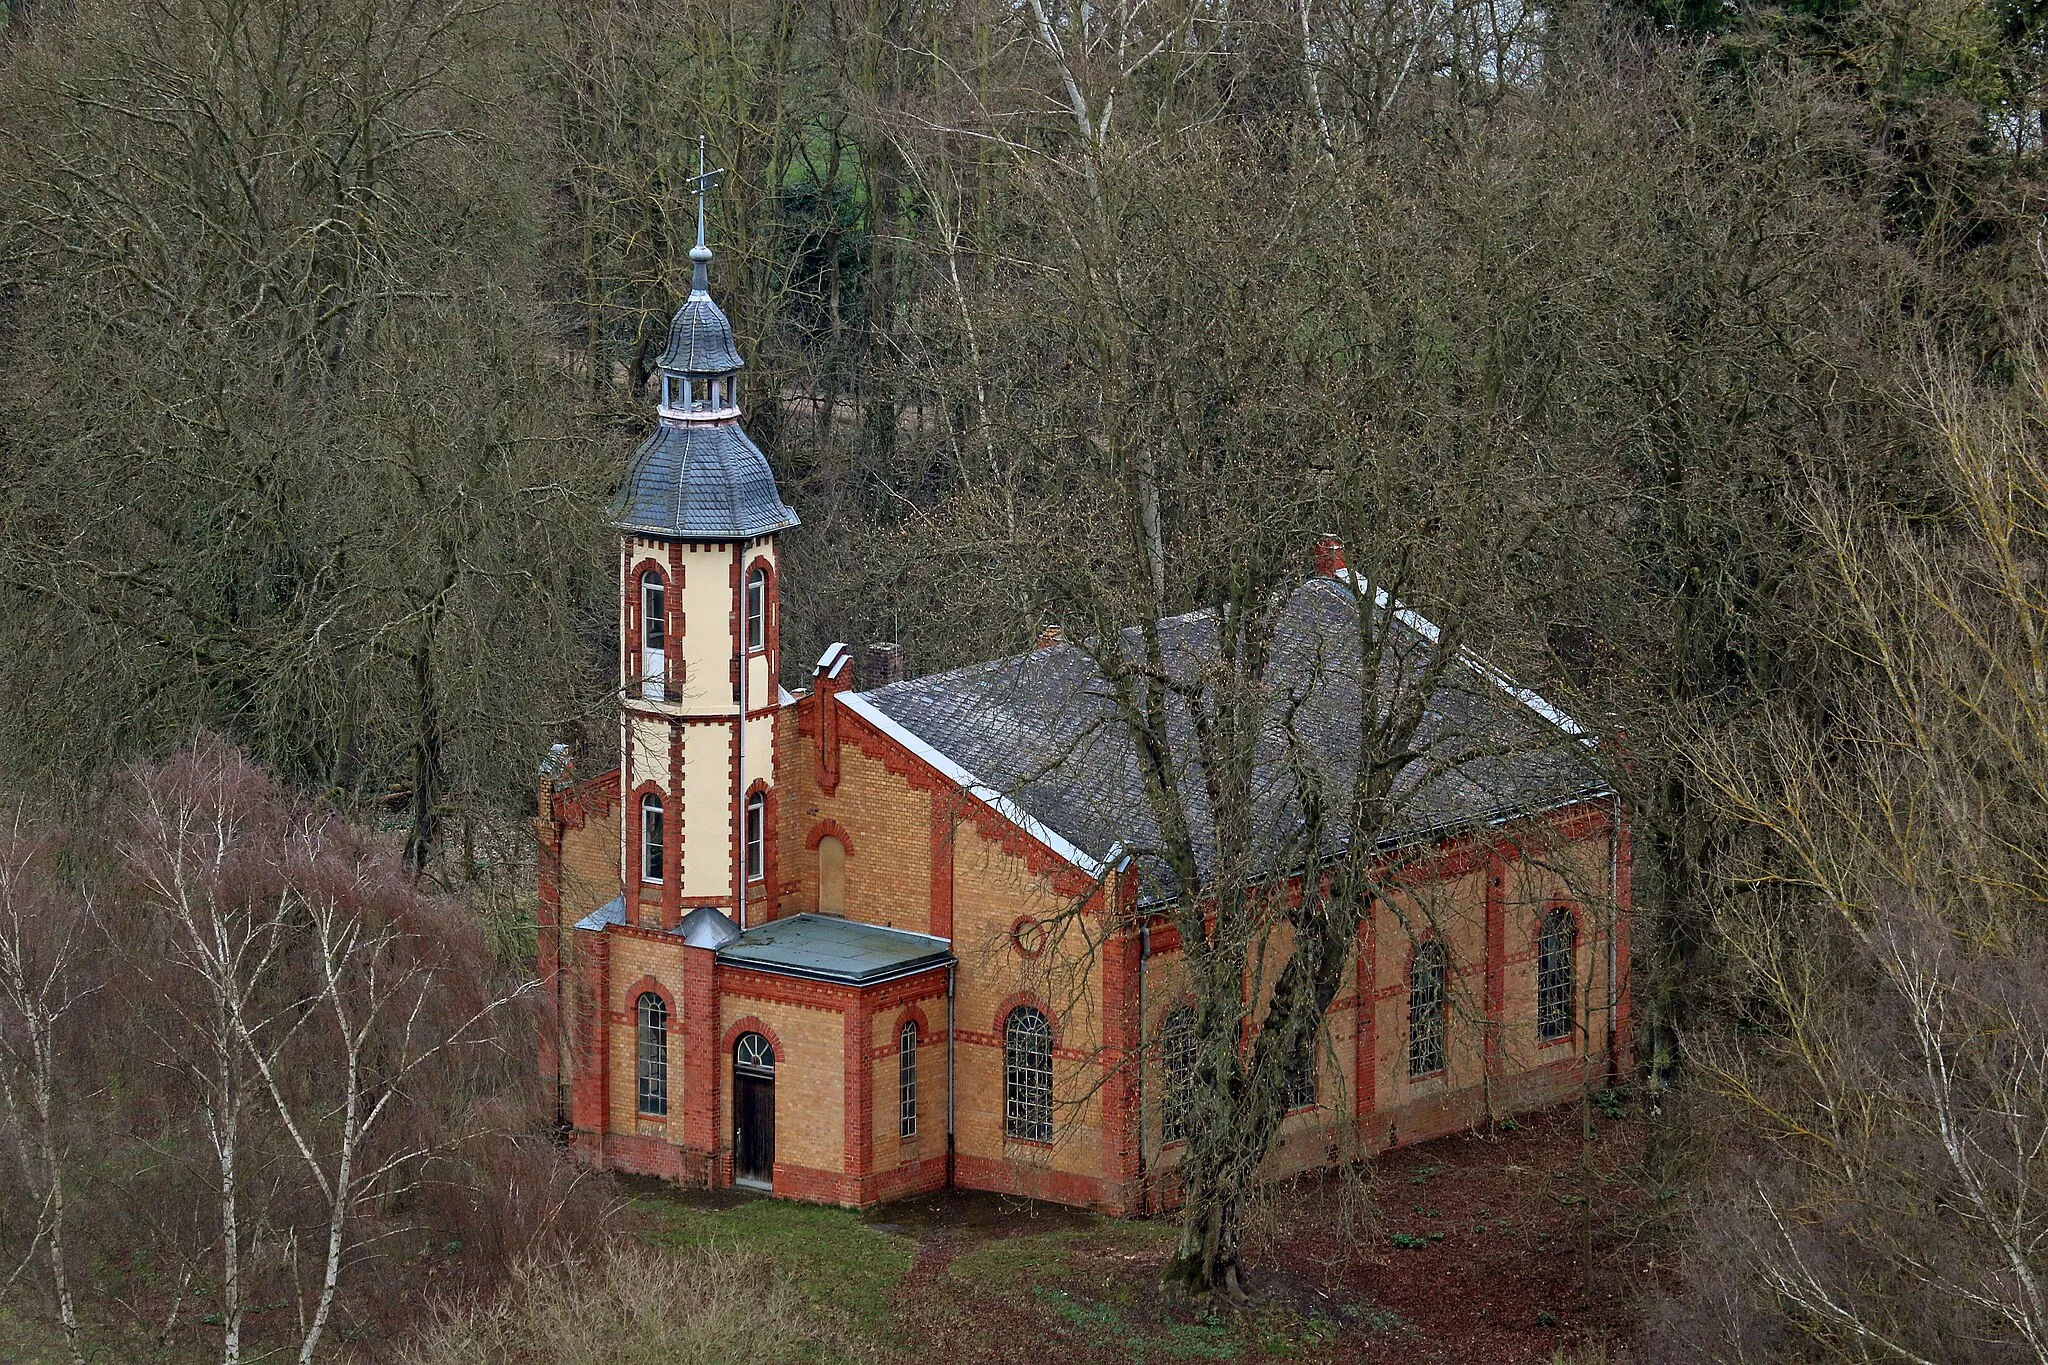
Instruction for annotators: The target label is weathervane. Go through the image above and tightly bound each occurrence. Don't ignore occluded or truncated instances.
[686,133,725,291]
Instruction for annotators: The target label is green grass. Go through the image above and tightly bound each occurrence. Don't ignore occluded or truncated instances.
[636,1195,916,1334]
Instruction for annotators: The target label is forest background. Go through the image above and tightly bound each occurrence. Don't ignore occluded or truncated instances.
[4,0,2048,1357]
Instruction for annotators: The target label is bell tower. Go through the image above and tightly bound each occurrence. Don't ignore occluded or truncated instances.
[611,139,798,932]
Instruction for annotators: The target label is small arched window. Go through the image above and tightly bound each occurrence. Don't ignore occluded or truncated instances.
[744,791,765,882]
[1161,1007,1196,1144]
[817,835,846,914]
[1004,1007,1054,1142]
[898,1020,919,1139]
[745,566,767,652]
[636,992,668,1116]
[734,1031,774,1075]
[641,794,664,883]
[1409,941,1447,1077]
[1537,908,1577,1042]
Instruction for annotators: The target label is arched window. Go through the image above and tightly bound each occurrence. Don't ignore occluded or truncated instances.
[734,1031,774,1075]
[640,570,666,700]
[640,794,664,883]
[745,566,767,652]
[1537,908,1577,1042]
[636,992,668,1116]
[744,791,765,882]
[1408,941,1447,1077]
[1284,1033,1319,1112]
[898,1020,918,1139]
[1161,1007,1196,1144]
[1004,1007,1054,1142]
[817,835,846,914]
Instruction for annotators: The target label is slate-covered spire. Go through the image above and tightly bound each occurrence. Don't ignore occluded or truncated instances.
[613,137,798,542]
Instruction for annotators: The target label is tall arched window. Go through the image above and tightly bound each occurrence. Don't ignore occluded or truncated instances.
[641,794,664,883]
[1161,1007,1196,1144]
[641,570,666,701]
[1537,908,1577,1042]
[1284,1033,1319,1112]
[636,992,668,1116]
[744,791,765,882]
[1408,941,1447,1077]
[745,566,767,651]
[898,1020,919,1139]
[1004,1007,1054,1142]
[817,835,846,914]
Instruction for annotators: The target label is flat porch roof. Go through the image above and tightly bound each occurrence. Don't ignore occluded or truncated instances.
[716,913,952,986]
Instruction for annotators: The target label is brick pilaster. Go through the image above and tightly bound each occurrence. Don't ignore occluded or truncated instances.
[681,945,720,1168]
[1483,851,1505,1078]
[1355,905,1376,1124]
[571,930,612,1157]
[929,796,955,940]
[1098,904,1142,1211]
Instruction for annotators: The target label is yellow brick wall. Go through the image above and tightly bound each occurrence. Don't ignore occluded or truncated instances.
[775,726,935,932]
[719,994,846,1173]
[870,993,946,1171]
[605,934,690,1140]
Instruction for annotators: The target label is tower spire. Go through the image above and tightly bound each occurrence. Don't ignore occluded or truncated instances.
[687,134,724,298]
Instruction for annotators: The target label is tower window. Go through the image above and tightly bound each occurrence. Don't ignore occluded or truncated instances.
[1409,941,1447,1077]
[744,791,765,882]
[641,794,664,883]
[642,574,665,652]
[899,1020,918,1139]
[745,566,767,652]
[1004,1007,1053,1142]
[1537,908,1577,1042]
[636,992,668,1116]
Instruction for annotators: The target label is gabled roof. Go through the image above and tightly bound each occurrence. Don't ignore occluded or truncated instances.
[852,578,1606,902]
[612,421,799,541]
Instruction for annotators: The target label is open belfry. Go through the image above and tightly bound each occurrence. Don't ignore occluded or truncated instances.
[535,173,1634,1213]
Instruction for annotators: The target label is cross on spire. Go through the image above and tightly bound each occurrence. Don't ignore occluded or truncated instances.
[687,134,725,295]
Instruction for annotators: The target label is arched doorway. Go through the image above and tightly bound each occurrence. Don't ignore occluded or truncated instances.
[732,1032,775,1189]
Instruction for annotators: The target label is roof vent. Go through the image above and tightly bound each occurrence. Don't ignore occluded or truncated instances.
[676,905,742,949]
[1036,624,1064,649]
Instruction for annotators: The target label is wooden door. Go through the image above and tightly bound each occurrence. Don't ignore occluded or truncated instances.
[734,1073,774,1187]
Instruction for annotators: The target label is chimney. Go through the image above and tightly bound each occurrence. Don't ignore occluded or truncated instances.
[1313,534,1347,578]
[1036,623,1064,649]
[862,641,905,689]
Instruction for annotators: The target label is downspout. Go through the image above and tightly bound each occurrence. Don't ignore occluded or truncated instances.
[736,541,748,930]
[1137,922,1149,1208]
[1606,792,1621,1080]
[946,958,957,1184]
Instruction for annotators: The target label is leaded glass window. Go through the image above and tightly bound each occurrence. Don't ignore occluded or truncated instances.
[1409,941,1447,1077]
[636,992,668,1116]
[1537,908,1577,1042]
[1004,1007,1053,1142]
[1161,1007,1196,1144]
[899,1021,918,1139]
[1284,1034,1319,1111]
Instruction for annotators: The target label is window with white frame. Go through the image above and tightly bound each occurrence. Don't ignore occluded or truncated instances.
[636,992,668,1115]
[641,571,666,700]
[898,1020,918,1139]
[1409,941,1447,1077]
[1537,908,1577,1042]
[745,566,767,651]
[744,791,765,881]
[641,794,664,883]
[1161,1007,1196,1144]
[1004,1007,1054,1142]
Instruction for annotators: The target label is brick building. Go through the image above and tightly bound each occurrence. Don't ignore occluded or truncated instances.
[535,213,1633,1213]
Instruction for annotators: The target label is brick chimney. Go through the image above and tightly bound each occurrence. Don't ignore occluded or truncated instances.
[1313,534,1347,578]
[862,641,905,689]
[1036,623,1064,649]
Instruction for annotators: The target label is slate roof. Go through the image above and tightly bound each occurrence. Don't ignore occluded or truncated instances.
[612,420,800,541]
[657,291,745,374]
[855,577,1608,903]
[717,913,953,984]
